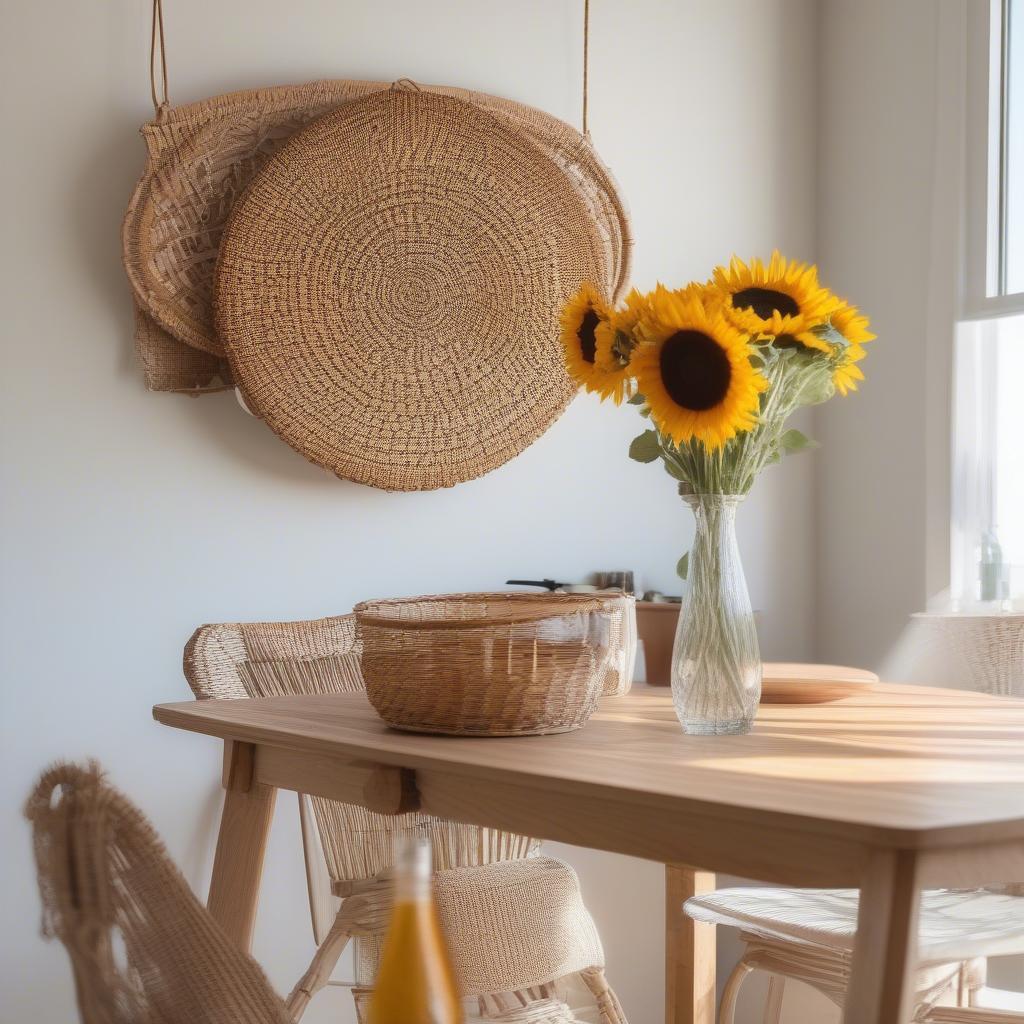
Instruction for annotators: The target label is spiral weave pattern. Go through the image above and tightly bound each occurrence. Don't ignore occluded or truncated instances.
[122,79,631,406]
[213,86,615,489]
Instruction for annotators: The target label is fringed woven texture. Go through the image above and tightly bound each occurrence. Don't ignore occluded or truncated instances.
[601,594,637,697]
[737,933,985,1020]
[214,84,617,490]
[913,613,1024,697]
[123,79,631,392]
[25,762,290,1024]
[183,613,540,885]
[123,79,384,358]
[338,859,607,1002]
[133,301,233,394]
[433,857,604,997]
[355,593,616,735]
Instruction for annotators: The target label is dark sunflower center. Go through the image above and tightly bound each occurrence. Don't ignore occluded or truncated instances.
[732,287,800,319]
[577,309,599,363]
[660,330,732,411]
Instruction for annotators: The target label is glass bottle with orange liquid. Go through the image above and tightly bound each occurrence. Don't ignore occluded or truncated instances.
[367,835,464,1024]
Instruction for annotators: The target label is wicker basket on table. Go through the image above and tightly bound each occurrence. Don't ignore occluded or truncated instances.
[355,593,620,736]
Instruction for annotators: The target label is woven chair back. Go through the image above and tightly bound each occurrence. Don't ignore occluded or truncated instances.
[25,762,290,1024]
[183,614,539,884]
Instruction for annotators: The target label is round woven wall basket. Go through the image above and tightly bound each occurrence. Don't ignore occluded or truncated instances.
[214,84,619,490]
[123,79,630,369]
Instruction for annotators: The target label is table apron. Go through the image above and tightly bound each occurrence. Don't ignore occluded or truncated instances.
[241,740,1023,889]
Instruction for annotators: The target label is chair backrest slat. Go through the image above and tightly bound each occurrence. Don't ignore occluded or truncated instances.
[183,615,540,884]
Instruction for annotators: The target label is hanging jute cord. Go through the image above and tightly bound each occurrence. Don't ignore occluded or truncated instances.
[150,0,169,113]
[145,1,590,130]
[582,0,590,136]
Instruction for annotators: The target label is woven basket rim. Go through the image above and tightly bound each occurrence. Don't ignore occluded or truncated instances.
[354,591,621,630]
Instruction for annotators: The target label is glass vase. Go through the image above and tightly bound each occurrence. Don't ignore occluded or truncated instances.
[671,493,761,735]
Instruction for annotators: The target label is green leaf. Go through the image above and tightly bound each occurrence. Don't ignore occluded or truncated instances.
[662,458,688,481]
[676,551,689,581]
[628,430,660,463]
[627,392,647,406]
[780,428,819,453]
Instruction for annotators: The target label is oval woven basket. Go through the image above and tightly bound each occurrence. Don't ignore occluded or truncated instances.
[215,85,615,490]
[355,593,618,736]
[122,79,632,386]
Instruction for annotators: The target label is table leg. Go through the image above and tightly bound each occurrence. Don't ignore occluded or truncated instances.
[843,849,921,1024]
[665,864,716,1024]
[207,741,277,952]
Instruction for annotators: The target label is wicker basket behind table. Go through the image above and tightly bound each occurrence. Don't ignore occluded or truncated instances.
[355,593,618,736]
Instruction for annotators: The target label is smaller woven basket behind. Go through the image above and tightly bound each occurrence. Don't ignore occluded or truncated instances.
[601,594,636,697]
[356,593,617,736]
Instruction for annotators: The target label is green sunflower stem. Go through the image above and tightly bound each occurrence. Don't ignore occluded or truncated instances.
[670,493,762,735]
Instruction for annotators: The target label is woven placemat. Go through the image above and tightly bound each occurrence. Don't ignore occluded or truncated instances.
[122,79,631,385]
[214,85,614,490]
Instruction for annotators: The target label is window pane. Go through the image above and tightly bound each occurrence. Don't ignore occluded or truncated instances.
[952,313,1024,607]
[1005,0,1024,292]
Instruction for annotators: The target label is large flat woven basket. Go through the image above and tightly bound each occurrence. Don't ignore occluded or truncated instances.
[355,593,619,736]
[123,79,631,393]
[213,83,625,490]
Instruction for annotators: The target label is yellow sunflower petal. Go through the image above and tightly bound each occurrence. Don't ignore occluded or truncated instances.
[708,251,842,354]
[559,282,614,394]
[633,289,767,450]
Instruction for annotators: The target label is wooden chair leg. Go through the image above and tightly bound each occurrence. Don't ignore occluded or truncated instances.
[352,985,373,1024]
[843,848,921,1024]
[580,967,629,1024]
[284,908,354,1021]
[719,962,754,1024]
[763,975,785,1024]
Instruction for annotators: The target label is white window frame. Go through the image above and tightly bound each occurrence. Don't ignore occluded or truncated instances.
[962,0,1024,321]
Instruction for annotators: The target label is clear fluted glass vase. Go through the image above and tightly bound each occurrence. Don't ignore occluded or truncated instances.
[671,493,761,735]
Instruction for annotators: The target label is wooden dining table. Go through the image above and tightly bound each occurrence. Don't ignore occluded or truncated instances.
[153,678,1024,1024]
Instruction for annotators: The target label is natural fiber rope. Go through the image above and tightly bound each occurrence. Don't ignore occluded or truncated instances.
[582,0,590,136]
[150,0,169,113]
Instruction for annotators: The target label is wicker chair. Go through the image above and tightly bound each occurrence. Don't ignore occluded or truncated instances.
[25,762,623,1024]
[26,762,292,1024]
[681,667,1024,1023]
[184,613,627,1023]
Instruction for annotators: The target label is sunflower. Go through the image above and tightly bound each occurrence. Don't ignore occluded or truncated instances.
[585,289,649,404]
[632,289,767,450]
[709,251,840,354]
[560,283,616,393]
[828,300,876,396]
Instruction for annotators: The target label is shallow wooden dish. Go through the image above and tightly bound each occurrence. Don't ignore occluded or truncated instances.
[760,664,879,704]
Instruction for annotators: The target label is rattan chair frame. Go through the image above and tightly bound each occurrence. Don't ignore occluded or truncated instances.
[184,612,628,1022]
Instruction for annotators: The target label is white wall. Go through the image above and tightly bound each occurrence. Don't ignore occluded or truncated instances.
[0,2,819,1022]
[814,0,947,669]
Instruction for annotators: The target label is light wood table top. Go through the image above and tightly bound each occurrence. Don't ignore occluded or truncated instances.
[155,680,1024,853]
[155,679,1024,1024]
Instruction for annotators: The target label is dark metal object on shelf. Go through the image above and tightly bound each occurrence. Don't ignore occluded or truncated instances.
[505,579,568,592]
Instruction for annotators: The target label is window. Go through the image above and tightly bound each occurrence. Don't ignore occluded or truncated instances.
[953,0,1024,609]
[1002,0,1023,293]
